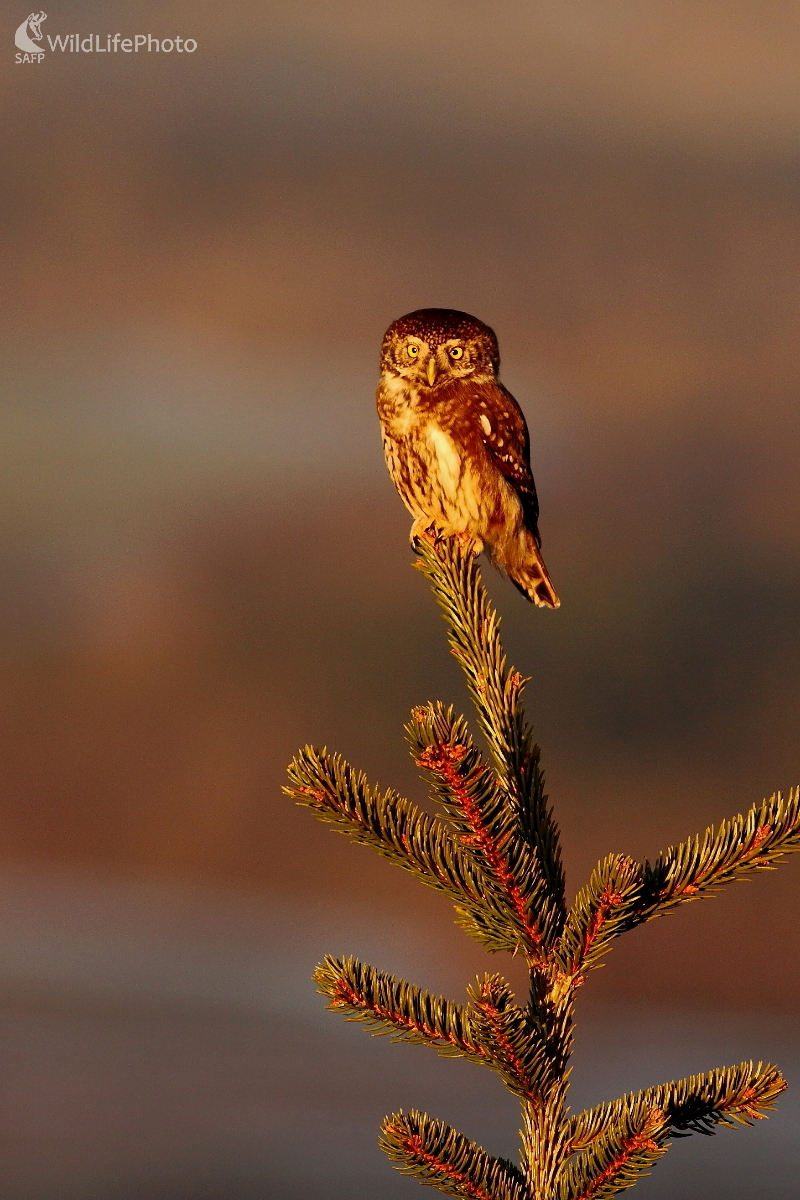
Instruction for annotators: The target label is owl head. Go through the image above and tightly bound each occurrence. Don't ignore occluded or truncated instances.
[380,309,500,388]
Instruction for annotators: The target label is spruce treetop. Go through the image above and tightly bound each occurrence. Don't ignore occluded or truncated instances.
[285,535,798,1200]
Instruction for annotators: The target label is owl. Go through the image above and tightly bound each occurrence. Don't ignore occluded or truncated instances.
[376,308,559,608]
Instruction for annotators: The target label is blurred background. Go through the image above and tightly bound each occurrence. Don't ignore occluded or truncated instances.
[2,1,799,1196]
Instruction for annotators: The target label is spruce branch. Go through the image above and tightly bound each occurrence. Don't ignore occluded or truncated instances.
[466,974,567,1102]
[558,1105,667,1200]
[314,955,568,1102]
[634,789,800,924]
[285,746,521,952]
[408,702,560,957]
[314,955,488,1063]
[556,790,800,978]
[560,1061,784,1200]
[555,855,644,982]
[413,536,566,942]
[380,1109,529,1200]
[565,1060,786,1157]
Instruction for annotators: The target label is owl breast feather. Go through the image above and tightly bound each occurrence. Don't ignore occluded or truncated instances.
[402,420,493,532]
[426,426,462,501]
[378,379,516,536]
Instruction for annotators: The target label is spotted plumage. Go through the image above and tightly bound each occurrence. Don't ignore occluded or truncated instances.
[376,308,559,608]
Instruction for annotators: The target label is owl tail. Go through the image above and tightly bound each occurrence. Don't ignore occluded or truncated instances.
[492,527,560,609]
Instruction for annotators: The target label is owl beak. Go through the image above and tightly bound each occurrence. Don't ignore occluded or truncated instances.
[426,356,437,386]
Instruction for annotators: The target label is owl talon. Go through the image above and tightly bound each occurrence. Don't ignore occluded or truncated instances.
[409,524,483,558]
[409,520,439,552]
[455,532,483,557]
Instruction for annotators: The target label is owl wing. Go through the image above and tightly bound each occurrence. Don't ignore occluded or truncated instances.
[473,381,541,542]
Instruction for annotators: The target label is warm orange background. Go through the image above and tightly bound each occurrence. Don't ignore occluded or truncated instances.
[1,3,798,1197]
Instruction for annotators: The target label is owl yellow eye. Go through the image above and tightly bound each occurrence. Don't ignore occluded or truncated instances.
[407,344,420,357]
[449,346,464,359]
